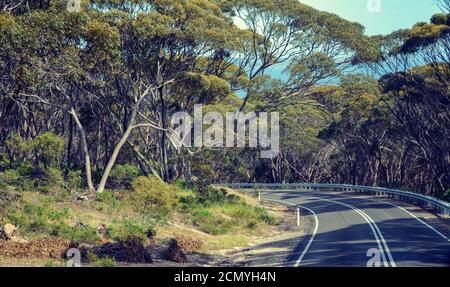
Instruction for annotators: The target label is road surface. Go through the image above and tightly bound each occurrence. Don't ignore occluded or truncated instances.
[262,191,450,267]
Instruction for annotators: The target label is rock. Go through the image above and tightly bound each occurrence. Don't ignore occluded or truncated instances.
[0,224,28,243]
[165,238,188,264]
[4,223,17,238]
[75,195,89,201]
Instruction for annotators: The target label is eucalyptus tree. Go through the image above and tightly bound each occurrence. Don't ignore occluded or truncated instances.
[360,11,450,197]
[218,0,377,112]
[0,0,239,190]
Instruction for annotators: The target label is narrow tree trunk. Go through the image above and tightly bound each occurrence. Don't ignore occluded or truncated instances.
[96,123,134,193]
[70,108,95,193]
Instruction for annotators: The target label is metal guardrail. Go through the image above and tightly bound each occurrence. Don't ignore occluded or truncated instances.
[218,183,450,217]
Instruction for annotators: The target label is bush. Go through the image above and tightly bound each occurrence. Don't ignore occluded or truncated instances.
[45,167,66,192]
[96,190,117,204]
[130,176,177,225]
[109,164,140,188]
[130,176,178,225]
[0,152,10,170]
[31,132,66,170]
[193,180,240,205]
[5,132,65,172]
[110,219,155,244]
[0,169,21,186]
[68,170,83,190]
[87,251,117,267]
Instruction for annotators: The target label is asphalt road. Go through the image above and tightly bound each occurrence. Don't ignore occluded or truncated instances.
[262,191,450,267]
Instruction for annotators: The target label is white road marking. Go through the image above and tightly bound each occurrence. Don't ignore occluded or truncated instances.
[266,198,319,267]
[268,192,397,267]
[348,195,450,242]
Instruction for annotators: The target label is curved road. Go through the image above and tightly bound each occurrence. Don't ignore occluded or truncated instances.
[262,191,450,267]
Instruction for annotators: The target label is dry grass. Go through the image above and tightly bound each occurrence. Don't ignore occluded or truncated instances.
[0,257,65,267]
[155,223,255,252]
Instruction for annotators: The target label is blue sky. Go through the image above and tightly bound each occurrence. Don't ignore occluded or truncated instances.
[300,0,442,35]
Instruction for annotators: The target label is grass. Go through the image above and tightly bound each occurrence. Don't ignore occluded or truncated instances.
[0,179,281,263]
[0,257,65,267]
[155,224,255,252]
[167,185,280,251]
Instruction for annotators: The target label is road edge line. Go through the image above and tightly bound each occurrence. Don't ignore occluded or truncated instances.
[264,198,319,267]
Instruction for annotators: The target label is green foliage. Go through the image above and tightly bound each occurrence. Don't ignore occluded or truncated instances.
[192,208,234,235]
[194,180,240,205]
[0,153,10,170]
[190,203,278,235]
[68,170,83,190]
[109,164,140,188]
[4,132,65,174]
[431,13,448,25]
[5,201,98,244]
[110,218,155,244]
[0,169,33,191]
[177,181,278,235]
[130,176,178,224]
[32,133,66,169]
[43,260,63,267]
[87,251,117,267]
[44,167,66,193]
[0,169,21,186]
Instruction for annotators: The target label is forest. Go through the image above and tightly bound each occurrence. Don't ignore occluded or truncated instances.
[0,0,449,202]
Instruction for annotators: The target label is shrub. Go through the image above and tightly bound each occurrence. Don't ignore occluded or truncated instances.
[130,176,177,225]
[0,169,21,186]
[68,170,83,190]
[87,251,117,267]
[45,167,66,191]
[31,132,66,170]
[49,223,98,244]
[0,152,10,170]
[194,180,240,205]
[109,164,140,188]
[5,132,65,172]
[96,190,116,203]
[110,219,155,244]
[192,208,234,235]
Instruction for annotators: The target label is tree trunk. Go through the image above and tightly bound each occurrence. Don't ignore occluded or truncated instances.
[96,103,139,193]
[70,108,95,193]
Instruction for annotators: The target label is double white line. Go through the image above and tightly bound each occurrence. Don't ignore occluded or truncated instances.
[265,193,396,267]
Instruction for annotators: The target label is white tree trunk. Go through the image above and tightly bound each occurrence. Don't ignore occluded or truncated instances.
[70,108,95,192]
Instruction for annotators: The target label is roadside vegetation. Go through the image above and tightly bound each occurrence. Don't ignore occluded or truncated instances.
[0,156,280,265]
